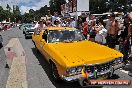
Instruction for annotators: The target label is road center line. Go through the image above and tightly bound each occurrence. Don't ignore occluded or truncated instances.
[6,38,28,88]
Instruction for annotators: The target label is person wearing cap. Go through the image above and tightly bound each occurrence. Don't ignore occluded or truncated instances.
[106,13,120,48]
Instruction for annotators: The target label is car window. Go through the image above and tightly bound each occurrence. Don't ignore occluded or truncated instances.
[48,29,85,43]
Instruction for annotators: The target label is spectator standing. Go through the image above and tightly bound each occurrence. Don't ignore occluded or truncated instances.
[95,19,106,44]
[127,12,132,76]
[119,14,131,63]
[38,20,46,30]
[105,14,111,31]
[54,19,61,27]
[34,21,39,29]
[89,21,96,42]
[69,17,76,28]
[35,20,46,34]
[106,14,120,48]
[51,12,58,24]
[46,19,52,27]
[82,21,88,39]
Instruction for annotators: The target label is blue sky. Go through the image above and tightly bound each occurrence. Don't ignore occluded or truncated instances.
[0,0,49,14]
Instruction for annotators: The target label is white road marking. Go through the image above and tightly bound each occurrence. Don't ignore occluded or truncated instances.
[5,38,28,88]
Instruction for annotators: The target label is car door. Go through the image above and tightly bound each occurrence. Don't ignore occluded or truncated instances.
[39,31,51,61]
[35,32,42,51]
[38,30,47,52]
[33,28,42,45]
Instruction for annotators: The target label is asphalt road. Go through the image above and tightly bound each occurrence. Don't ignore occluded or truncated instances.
[0,27,132,88]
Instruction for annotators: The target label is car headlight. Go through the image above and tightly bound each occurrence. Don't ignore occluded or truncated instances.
[70,67,76,73]
[114,57,123,64]
[76,66,82,72]
[66,66,83,74]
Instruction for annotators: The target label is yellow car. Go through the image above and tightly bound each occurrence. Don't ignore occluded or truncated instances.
[32,27,124,82]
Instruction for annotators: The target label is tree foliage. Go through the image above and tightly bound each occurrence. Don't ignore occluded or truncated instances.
[0,0,131,23]
[89,0,131,14]
[0,5,21,22]
[49,0,66,15]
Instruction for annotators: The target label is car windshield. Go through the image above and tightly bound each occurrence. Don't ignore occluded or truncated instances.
[48,29,85,43]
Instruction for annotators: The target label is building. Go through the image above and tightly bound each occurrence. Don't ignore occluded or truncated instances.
[61,0,89,17]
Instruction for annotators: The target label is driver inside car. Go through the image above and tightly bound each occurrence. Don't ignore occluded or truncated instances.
[42,29,48,42]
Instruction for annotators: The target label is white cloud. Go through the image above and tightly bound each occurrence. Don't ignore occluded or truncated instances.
[0,0,49,14]
[20,6,38,14]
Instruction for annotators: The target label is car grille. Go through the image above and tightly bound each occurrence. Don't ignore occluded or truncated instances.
[85,60,114,73]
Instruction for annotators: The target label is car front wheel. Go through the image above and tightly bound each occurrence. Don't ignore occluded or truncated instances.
[50,61,61,82]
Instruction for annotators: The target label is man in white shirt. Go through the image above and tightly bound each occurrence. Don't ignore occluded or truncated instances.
[51,12,60,25]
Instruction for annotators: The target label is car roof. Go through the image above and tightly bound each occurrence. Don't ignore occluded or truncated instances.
[45,27,76,31]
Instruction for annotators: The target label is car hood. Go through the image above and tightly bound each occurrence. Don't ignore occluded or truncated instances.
[48,40,123,67]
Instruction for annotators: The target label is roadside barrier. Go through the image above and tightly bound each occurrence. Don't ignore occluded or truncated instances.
[4,38,28,88]
[4,38,17,68]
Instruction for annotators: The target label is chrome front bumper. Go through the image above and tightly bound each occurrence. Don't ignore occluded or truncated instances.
[62,63,124,82]
[63,68,112,82]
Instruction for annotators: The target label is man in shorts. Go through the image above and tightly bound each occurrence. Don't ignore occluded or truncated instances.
[106,13,120,48]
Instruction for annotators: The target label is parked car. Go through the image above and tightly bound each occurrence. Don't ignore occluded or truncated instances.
[32,27,124,86]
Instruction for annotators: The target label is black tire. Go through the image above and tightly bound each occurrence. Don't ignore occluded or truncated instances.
[50,61,62,82]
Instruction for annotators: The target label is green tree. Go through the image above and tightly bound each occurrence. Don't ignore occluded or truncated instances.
[49,0,66,15]
[13,5,21,23]
[0,6,3,11]
[6,4,11,12]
